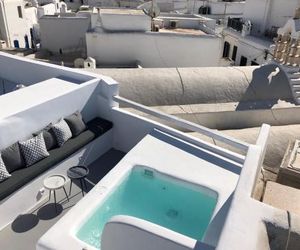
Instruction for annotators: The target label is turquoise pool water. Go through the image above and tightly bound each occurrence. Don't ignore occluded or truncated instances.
[76,167,217,249]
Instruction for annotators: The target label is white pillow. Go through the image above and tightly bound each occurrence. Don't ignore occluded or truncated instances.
[51,119,72,147]
[19,133,50,166]
[0,154,11,182]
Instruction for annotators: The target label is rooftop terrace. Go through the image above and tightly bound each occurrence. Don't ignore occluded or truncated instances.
[159,28,207,35]
[0,149,125,250]
[100,8,145,15]
[0,53,299,250]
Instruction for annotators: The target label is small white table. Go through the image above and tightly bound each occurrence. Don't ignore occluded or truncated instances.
[43,174,69,213]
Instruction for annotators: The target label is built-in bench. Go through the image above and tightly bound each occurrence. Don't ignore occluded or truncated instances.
[0,117,113,201]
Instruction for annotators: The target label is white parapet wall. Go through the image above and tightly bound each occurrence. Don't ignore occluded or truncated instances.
[0,52,93,84]
[100,9,151,32]
[39,15,90,54]
[86,31,221,67]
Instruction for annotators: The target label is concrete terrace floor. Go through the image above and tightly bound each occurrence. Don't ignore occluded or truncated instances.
[0,148,125,250]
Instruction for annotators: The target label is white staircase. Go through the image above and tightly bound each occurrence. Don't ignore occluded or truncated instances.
[279,64,300,104]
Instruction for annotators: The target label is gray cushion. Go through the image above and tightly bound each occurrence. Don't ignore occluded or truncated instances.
[51,119,72,147]
[0,154,11,182]
[1,143,25,173]
[19,133,50,167]
[0,116,113,201]
[65,111,86,137]
[33,125,57,151]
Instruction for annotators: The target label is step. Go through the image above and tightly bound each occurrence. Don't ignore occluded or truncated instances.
[286,67,300,74]
[292,85,300,92]
[295,91,300,98]
[288,72,300,79]
[290,78,300,84]
[292,85,300,91]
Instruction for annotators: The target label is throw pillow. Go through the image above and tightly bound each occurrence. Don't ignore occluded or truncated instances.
[1,142,25,173]
[33,125,58,151]
[0,154,11,182]
[19,133,50,167]
[51,119,72,147]
[64,111,86,137]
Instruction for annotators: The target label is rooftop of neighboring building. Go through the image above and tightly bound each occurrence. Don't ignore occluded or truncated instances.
[100,8,145,15]
[40,14,87,19]
[159,28,207,36]
[224,27,273,49]
[158,13,211,20]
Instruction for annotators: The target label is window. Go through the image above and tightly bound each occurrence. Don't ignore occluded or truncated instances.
[231,46,237,61]
[223,41,230,58]
[17,6,23,18]
[240,56,248,66]
[227,17,243,32]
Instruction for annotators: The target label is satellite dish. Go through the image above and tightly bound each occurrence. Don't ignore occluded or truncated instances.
[137,1,160,18]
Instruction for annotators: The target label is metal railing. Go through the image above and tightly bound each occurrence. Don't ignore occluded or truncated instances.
[113,95,250,153]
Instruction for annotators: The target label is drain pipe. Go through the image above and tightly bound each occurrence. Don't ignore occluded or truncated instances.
[284,211,291,250]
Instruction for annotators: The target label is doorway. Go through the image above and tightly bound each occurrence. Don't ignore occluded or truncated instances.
[240,56,247,66]
[13,40,19,48]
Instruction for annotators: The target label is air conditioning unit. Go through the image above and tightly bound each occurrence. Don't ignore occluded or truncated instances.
[170,20,178,29]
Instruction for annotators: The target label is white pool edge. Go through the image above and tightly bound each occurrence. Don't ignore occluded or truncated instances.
[36,129,244,250]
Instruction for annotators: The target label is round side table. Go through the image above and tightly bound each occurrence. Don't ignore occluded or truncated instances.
[43,174,69,213]
[67,166,89,197]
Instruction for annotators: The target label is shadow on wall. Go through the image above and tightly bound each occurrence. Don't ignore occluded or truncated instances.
[150,129,242,174]
[199,193,234,249]
[236,64,294,111]
[264,215,300,250]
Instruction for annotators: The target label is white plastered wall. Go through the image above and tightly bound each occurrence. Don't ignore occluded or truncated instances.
[39,16,90,54]
[86,32,222,67]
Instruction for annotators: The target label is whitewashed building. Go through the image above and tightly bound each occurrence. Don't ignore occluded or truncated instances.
[0,0,72,49]
[188,0,245,17]
[39,10,96,55]
[62,0,143,11]
[0,0,38,48]
[37,0,70,18]
[86,9,222,68]
[222,0,300,66]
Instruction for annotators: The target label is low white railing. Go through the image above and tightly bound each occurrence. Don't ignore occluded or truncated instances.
[113,95,250,154]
